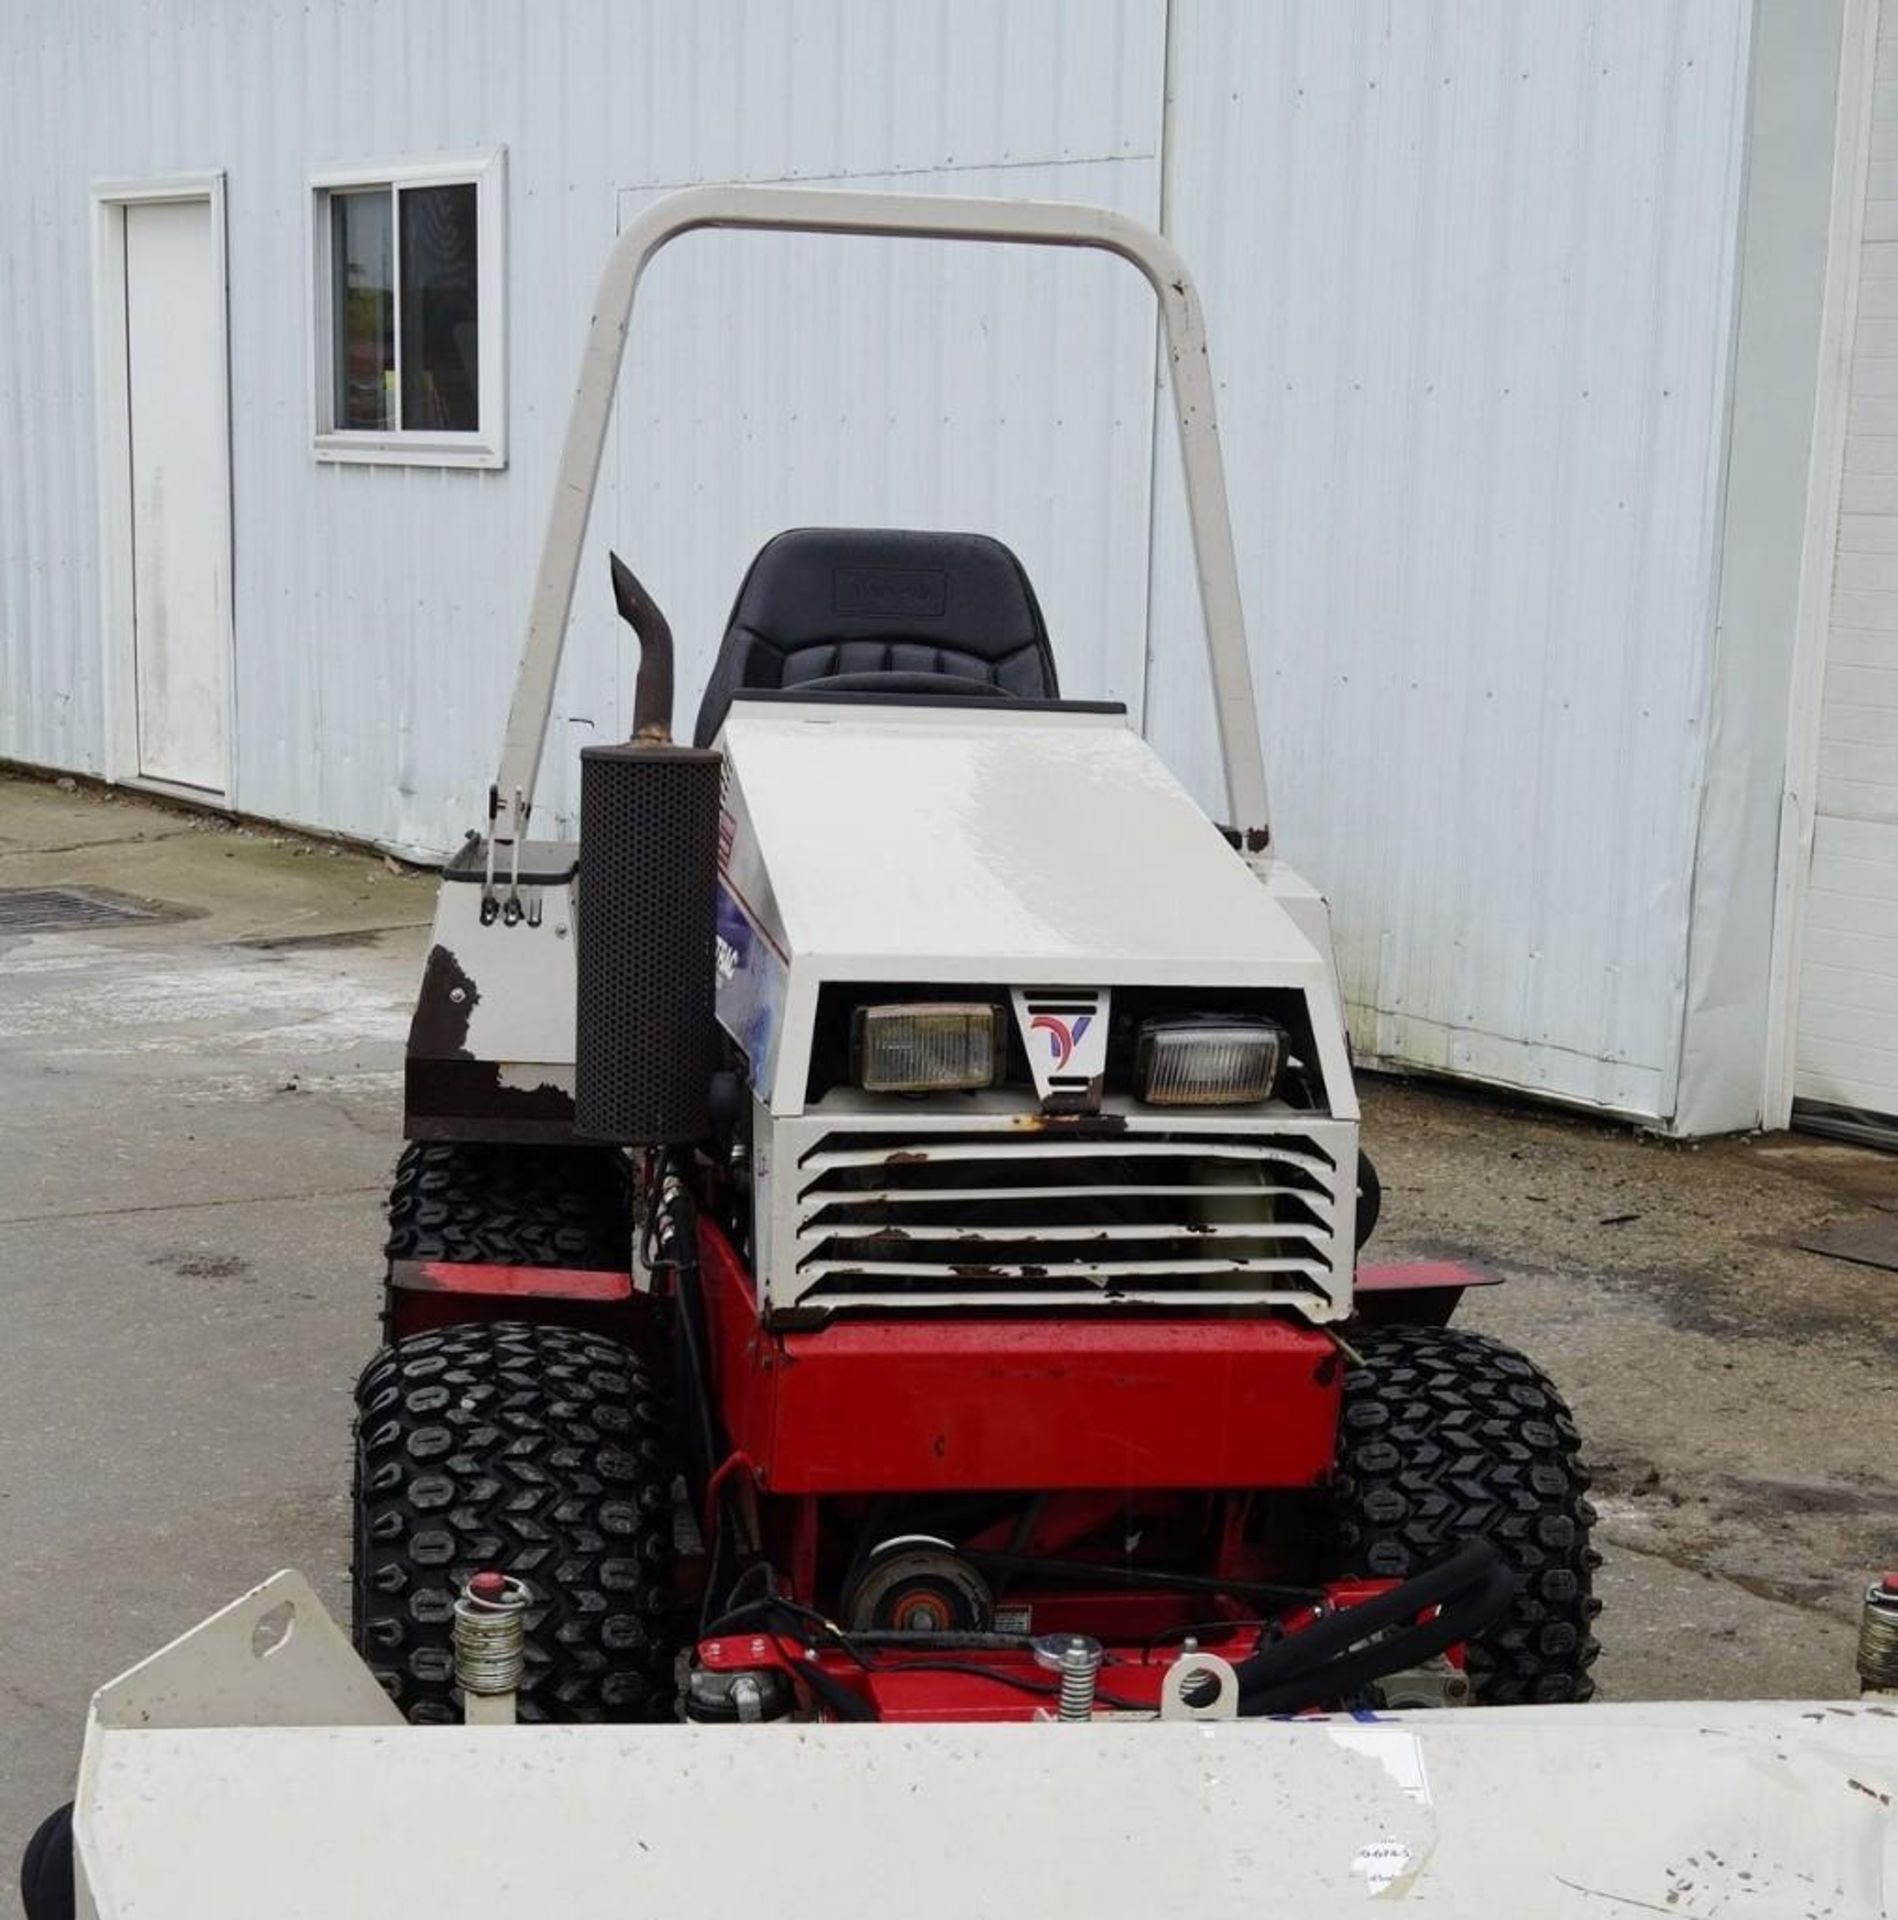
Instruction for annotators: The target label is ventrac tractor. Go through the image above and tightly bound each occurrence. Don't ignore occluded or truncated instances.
[360,189,1596,1729]
[23,190,1898,1920]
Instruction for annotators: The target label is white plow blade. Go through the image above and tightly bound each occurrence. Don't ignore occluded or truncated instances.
[73,1574,1898,1919]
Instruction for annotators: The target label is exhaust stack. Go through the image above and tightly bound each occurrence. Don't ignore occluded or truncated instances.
[574,555,720,1145]
[612,550,677,744]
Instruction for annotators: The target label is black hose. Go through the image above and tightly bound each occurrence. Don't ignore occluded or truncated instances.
[963,1551,1325,1606]
[785,1656,879,1722]
[653,1161,721,1494]
[700,1594,880,1720]
[1233,1538,1501,1690]
[844,1629,1037,1653]
[1237,1554,1517,1715]
[1232,1539,1516,1715]
[650,1156,756,1632]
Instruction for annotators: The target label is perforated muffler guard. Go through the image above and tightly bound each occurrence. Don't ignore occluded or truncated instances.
[573,743,721,1143]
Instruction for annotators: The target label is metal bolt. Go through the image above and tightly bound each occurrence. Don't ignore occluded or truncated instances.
[448,986,467,1004]
[731,1674,765,1723]
[1033,1633,1104,1721]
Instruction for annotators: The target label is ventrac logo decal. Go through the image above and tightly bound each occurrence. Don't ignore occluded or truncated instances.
[1012,989,1110,1109]
[1028,1012,1092,1068]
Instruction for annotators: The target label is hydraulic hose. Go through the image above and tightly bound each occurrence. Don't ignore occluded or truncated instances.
[1233,1538,1516,1716]
[785,1655,879,1722]
[649,1155,760,1633]
[650,1157,721,1493]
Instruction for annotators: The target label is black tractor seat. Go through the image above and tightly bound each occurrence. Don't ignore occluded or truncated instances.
[692,527,1061,746]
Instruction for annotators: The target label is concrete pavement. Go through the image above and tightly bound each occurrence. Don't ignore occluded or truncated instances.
[2,769,1894,1890]
[0,775,434,1880]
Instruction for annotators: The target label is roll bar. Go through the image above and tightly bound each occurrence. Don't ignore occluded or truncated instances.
[491,185,1270,850]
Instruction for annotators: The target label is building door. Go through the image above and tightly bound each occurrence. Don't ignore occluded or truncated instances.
[1793,0,1898,1141]
[119,195,231,794]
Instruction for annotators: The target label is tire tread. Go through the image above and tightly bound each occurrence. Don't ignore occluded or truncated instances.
[1334,1323,1602,1704]
[384,1141,630,1270]
[351,1320,677,1723]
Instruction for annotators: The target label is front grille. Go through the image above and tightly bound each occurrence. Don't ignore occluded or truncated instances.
[786,1125,1349,1315]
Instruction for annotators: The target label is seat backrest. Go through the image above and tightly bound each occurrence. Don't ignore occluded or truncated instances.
[693,527,1058,746]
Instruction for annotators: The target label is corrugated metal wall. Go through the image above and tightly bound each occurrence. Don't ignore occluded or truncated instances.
[1796,0,1898,1120]
[0,5,106,777]
[0,0,1166,855]
[0,0,1759,1124]
[1147,0,1753,1116]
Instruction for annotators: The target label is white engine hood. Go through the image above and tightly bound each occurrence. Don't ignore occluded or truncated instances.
[719,701,1324,986]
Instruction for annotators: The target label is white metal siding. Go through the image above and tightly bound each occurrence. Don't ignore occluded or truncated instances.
[0,8,105,777]
[0,0,1165,856]
[0,1,1760,1125]
[1796,5,1898,1122]
[1146,0,1752,1118]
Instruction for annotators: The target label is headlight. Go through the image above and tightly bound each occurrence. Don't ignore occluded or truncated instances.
[852,1002,1003,1093]
[1136,1017,1286,1106]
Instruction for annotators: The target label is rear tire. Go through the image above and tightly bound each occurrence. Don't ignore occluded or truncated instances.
[1332,1323,1602,1703]
[352,1320,678,1723]
[384,1140,631,1269]
[1355,1150,1382,1249]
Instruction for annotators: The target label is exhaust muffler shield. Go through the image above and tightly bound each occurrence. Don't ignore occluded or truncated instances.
[574,743,722,1144]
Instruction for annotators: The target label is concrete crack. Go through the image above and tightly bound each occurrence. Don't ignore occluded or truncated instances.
[0,1185,384,1228]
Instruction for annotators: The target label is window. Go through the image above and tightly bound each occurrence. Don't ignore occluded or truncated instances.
[311,151,504,466]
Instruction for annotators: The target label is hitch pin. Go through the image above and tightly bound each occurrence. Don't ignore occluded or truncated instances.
[455,1570,531,1725]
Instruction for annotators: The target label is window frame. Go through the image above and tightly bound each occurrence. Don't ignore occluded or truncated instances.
[309,149,506,469]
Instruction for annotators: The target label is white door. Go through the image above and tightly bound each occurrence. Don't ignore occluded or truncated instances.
[1794,1,1898,1136]
[123,197,230,793]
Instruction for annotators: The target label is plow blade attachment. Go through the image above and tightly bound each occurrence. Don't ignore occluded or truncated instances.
[66,1574,1898,1919]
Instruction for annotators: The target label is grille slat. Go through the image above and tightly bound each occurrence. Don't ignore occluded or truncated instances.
[804,1181,1309,1205]
[786,1125,1349,1314]
[797,1220,1323,1245]
[798,1138,1339,1180]
[797,1256,1331,1282]
[791,1287,1334,1312]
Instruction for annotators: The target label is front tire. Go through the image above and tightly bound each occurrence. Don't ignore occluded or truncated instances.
[1332,1323,1602,1703]
[352,1321,678,1723]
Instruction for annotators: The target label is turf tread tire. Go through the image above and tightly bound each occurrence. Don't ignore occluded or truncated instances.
[384,1141,631,1270]
[1334,1323,1602,1704]
[352,1320,677,1724]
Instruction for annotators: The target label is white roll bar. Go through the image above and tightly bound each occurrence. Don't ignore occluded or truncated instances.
[492,185,1270,848]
